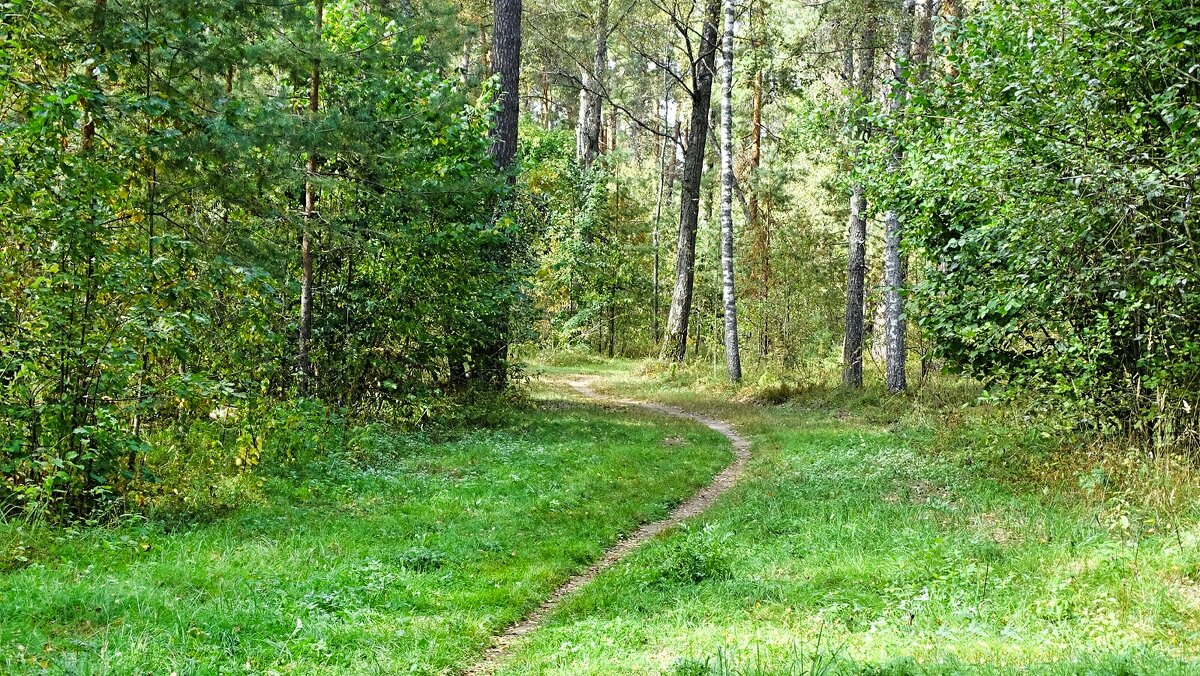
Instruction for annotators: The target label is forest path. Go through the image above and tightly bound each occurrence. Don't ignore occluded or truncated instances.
[463,378,751,675]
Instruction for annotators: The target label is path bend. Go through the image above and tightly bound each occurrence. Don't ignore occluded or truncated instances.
[463,378,751,675]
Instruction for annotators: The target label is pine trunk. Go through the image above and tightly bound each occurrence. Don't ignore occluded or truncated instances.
[748,0,767,359]
[579,0,608,168]
[661,0,721,362]
[475,0,522,389]
[652,56,671,345]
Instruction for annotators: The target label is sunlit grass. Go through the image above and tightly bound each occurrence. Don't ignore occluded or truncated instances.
[0,385,730,674]
[496,358,1200,674]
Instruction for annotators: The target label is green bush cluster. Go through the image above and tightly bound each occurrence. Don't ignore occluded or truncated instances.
[0,0,522,517]
[891,0,1200,440]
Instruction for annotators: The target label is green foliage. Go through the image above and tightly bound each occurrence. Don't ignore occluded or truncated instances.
[647,523,733,585]
[526,128,654,355]
[0,0,524,516]
[892,0,1200,439]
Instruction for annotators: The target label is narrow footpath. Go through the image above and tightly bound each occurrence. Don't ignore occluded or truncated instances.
[464,378,752,675]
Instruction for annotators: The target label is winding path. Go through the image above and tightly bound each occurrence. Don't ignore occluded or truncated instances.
[463,378,751,675]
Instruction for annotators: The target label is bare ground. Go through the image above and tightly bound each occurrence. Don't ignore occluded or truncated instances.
[463,378,751,675]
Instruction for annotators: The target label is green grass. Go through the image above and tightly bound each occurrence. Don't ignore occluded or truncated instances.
[7,359,1200,674]
[492,360,1200,674]
[0,383,730,674]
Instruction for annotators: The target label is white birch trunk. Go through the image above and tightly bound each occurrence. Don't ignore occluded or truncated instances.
[719,0,742,382]
[883,0,915,394]
[843,17,874,388]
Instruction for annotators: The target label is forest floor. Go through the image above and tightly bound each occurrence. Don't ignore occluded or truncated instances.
[3,359,1200,674]
[0,376,731,674]
[467,379,751,674]
[485,360,1200,674]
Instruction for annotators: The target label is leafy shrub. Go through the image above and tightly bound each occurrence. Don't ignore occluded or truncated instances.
[894,0,1200,444]
[392,546,450,573]
[648,525,734,586]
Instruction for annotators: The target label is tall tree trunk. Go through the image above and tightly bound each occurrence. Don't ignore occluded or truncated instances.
[661,0,721,362]
[607,303,615,357]
[748,0,768,359]
[576,70,589,159]
[579,0,608,168]
[842,16,875,388]
[81,0,107,152]
[475,0,522,389]
[943,0,963,77]
[298,0,323,393]
[651,55,670,345]
[718,0,741,383]
[883,0,915,394]
[913,0,935,84]
[541,70,552,128]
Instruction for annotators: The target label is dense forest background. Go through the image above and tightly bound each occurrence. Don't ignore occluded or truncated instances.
[2,0,1199,518]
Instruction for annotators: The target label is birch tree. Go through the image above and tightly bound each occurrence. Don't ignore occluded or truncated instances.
[883,0,914,394]
[843,14,875,387]
[719,0,742,382]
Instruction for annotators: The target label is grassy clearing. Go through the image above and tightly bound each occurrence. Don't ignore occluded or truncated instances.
[497,360,1200,674]
[0,383,730,674]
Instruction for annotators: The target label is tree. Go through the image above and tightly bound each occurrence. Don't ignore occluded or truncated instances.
[578,0,609,168]
[472,0,524,390]
[298,0,324,392]
[0,0,513,514]
[718,0,742,382]
[842,13,875,387]
[902,0,1200,437]
[662,0,722,362]
[746,0,769,360]
[882,0,914,394]
[490,0,524,174]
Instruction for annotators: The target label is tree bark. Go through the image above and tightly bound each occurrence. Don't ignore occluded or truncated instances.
[748,0,768,359]
[576,69,589,159]
[718,0,741,383]
[843,16,875,388]
[298,0,323,393]
[490,0,522,174]
[883,0,914,394]
[661,0,721,362]
[475,0,522,389]
[651,54,671,345]
[578,0,608,168]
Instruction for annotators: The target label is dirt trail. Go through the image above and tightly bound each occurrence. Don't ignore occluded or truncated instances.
[463,378,751,675]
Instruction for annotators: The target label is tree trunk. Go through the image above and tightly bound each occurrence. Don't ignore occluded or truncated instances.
[842,16,875,388]
[883,0,915,394]
[718,0,742,383]
[748,0,768,359]
[652,56,671,345]
[607,303,615,357]
[579,0,608,168]
[541,70,552,128]
[913,0,935,84]
[299,0,323,393]
[475,0,522,389]
[576,69,589,159]
[661,0,721,362]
